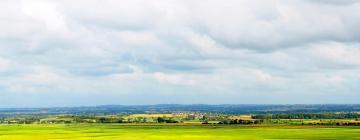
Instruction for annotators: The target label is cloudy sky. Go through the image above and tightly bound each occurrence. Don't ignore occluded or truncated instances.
[0,0,360,107]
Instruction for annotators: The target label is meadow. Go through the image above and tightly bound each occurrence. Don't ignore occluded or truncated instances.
[0,124,359,140]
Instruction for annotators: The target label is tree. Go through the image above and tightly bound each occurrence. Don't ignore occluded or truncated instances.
[157,117,165,123]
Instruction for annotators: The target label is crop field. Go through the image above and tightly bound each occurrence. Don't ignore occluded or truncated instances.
[0,124,359,140]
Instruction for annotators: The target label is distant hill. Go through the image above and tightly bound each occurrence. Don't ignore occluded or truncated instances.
[0,104,359,117]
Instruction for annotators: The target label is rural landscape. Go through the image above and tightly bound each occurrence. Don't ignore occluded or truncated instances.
[0,105,360,139]
[2,0,360,139]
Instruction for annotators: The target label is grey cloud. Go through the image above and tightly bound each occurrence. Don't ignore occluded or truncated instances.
[0,0,360,106]
[52,0,360,52]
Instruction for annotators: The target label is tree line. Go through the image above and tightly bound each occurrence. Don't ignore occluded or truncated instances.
[252,113,360,119]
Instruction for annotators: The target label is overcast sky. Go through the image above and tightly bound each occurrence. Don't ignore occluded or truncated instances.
[0,0,360,107]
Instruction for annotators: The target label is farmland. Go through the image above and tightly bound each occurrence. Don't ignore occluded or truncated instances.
[0,124,359,140]
[0,105,360,139]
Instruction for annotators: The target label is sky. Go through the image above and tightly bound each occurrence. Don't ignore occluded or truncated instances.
[0,0,360,107]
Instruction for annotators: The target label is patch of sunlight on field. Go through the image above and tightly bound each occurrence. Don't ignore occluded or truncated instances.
[228,115,253,120]
[0,124,359,140]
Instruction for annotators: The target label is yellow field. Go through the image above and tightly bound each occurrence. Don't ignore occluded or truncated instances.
[0,124,359,140]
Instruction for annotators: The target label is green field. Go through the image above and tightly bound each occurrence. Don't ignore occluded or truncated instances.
[0,124,359,140]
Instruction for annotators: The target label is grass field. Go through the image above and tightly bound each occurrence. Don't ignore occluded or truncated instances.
[0,124,359,140]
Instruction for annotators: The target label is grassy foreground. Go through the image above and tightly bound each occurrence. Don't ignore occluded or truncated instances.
[0,124,359,140]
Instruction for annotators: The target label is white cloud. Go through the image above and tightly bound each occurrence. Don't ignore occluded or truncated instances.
[21,0,68,34]
[116,31,162,46]
[22,66,64,83]
[1,0,360,106]
[154,72,197,86]
[187,32,228,56]
[253,70,273,82]
[309,42,360,66]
